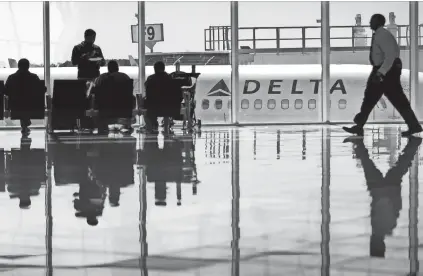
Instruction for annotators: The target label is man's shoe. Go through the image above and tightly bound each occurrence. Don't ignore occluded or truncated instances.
[343,136,364,144]
[342,125,364,136]
[401,125,423,137]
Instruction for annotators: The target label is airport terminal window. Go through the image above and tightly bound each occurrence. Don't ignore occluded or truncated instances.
[254,99,262,110]
[294,99,303,109]
[215,99,223,110]
[202,99,210,110]
[267,99,276,109]
[308,99,316,110]
[338,99,347,109]
[281,99,289,110]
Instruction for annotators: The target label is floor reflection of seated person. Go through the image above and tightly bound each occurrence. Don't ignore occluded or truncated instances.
[344,136,422,258]
[51,140,89,186]
[4,58,45,135]
[93,60,134,134]
[7,137,45,209]
[144,61,182,133]
[92,137,136,207]
[142,135,184,206]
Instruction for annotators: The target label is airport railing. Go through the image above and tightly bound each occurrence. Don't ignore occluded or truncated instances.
[204,24,423,53]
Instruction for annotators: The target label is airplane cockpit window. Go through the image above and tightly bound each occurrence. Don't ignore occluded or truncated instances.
[241,99,249,109]
[308,99,316,110]
[215,99,223,110]
[254,99,262,110]
[267,99,276,109]
[281,99,289,110]
[338,99,347,109]
[294,99,303,109]
[202,99,209,110]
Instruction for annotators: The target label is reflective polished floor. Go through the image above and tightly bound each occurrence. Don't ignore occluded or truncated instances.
[0,124,421,275]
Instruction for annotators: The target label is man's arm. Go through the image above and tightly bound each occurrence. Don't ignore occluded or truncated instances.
[71,46,88,66]
[377,31,398,76]
[97,47,106,66]
[4,76,11,97]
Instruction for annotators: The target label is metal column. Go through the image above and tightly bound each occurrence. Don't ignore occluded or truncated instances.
[321,127,331,276]
[43,1,51,131]
[45,135,53,276]
[321,1,330,123]
[231,129,240,276]
[409,148,419,275]
[138,2,146,100]
[410,2,419,117]
[230,1,239,124]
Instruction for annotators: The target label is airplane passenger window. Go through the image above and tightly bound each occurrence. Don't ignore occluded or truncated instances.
[202,99,210,110]
[254,99,262,110]
[267,99,276,109]
[338,99,347,109]
[294,99,303,109]
[308,99,316,110]
[281,99,289,109]
[241,99,249,109]
[215,99,223,110]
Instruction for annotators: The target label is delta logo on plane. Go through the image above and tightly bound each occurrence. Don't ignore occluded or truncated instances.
[207,79,231,97]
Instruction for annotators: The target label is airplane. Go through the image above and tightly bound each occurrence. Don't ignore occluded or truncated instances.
[0,64,421,125]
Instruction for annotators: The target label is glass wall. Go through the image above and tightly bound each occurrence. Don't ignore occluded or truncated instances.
[146,1,231,125]
[237,1,322,124]
[329,1,410,123]
[0,2,422,129]
[0,2,45,127]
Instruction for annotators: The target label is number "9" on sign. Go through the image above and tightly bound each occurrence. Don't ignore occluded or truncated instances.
[145,26,155,40]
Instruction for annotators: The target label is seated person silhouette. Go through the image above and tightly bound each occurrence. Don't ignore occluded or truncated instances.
[7,137,44,209]
[144,61,182,133]
[93,60,134,134]
[344,135,422,258]
[4,58,46,135]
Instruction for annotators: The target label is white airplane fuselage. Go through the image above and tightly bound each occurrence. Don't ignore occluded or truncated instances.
[0,64,420,124]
